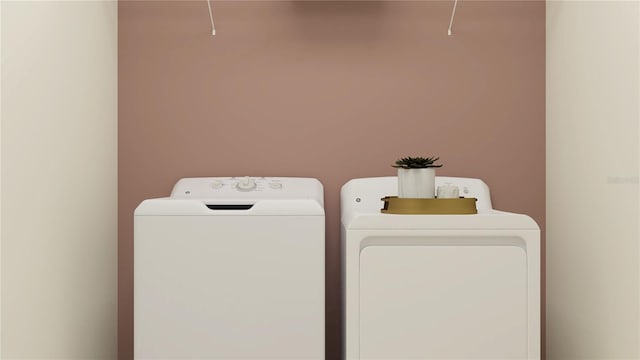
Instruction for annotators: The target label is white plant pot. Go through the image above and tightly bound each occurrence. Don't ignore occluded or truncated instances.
[397,168,436,199]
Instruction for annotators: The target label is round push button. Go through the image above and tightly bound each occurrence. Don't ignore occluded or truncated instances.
[269,182,283,189]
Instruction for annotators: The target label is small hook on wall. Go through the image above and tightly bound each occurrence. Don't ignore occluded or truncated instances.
[207,0,216,36]
[448,0,459,36]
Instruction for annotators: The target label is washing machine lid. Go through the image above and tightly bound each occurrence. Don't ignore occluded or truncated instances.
[135,177,324,216]
[343,209,539,230]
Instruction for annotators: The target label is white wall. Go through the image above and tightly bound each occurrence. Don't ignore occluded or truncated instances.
[547,1,640,359]
[1,1,117,358]
[0,1,3,355]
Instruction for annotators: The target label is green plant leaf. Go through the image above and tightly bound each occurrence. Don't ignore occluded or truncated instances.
[392,156,443,169]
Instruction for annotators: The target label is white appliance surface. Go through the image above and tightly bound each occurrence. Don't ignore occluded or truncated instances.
[135,177,324,360]
[341,176,540,360]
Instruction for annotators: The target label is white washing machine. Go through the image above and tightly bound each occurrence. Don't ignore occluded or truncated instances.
[135,177,325,360]
[341,176,540,360]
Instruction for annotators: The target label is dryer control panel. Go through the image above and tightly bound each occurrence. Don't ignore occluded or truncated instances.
[341,176,493,212]
[170,177,323,203]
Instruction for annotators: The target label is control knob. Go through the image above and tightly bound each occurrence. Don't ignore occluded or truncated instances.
[236,177,257,191]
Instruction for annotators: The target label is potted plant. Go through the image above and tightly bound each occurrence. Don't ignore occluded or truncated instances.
[392,156,443,198]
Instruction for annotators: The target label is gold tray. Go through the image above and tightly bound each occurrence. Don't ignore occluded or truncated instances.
[381,196,477,214]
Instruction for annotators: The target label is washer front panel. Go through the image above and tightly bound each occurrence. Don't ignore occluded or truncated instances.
[135,215,325,359]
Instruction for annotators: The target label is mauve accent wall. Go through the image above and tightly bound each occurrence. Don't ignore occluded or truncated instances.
[118,1,545,358]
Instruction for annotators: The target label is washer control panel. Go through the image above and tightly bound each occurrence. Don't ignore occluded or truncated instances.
[170,177,322,203]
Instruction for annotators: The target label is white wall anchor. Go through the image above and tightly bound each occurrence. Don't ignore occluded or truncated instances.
[448,0,459,36]
[207,0,216,36]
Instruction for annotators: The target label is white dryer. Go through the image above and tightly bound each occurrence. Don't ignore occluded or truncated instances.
[341,176,540,360]
[135,177,324,360]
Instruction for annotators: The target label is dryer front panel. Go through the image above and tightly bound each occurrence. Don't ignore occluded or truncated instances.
[359,236,528,359]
